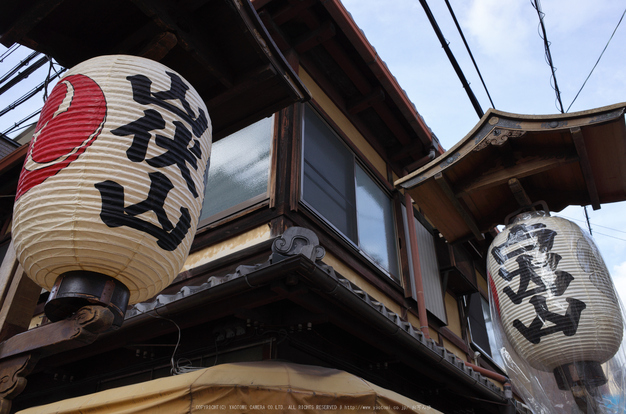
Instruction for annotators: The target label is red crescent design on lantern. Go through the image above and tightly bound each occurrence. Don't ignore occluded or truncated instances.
[16,73,107,200]
[488,271,501,317]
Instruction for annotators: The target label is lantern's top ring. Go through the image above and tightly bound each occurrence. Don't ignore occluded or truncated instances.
[510,210,549,225]
[504,200,551,225]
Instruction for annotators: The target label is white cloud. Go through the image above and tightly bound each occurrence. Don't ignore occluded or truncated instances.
[463,0,534,61]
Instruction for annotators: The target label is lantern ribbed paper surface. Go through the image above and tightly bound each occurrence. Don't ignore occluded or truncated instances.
[487,211,623,371]
[13,55,212,307]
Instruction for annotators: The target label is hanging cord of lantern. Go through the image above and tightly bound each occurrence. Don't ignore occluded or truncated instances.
[566,5,626,113]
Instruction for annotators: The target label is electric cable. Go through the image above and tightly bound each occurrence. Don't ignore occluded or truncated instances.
[2,108,40,136]
[418,0,485,118]
[0,44,20,62]
[531,0,564,113]
[0,55,49,96]
[0,66,65,118]
[0,51,40,86]
[444,0,495,109]
[566,6,626,113]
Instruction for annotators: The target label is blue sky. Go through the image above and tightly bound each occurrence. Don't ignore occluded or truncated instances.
[341,0,626,302]
[0,0,625,301]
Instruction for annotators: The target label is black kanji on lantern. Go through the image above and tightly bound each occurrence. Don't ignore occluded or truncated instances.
[513,296,587,344]
[96,172,191,251]
[500,253,574,305]
[97,71,209,251]
[492,221,586,344]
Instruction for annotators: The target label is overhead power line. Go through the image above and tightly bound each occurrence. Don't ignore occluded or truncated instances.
[418,0,485,118]
[0,51,41,86]
[0,55,49,97]
[443,0,495,109]
[566,6,626,113]
[531,0,564,114]
[0,44,20,63]
[0,66,66,118]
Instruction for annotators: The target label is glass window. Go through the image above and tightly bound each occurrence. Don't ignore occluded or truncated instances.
[199,115,274,222]
[467,292,503,366]
[301,106,399,278]
[302,109,357,241]
[356,165,398,276]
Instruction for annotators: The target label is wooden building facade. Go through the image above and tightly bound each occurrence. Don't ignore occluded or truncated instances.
[0,1,535,413]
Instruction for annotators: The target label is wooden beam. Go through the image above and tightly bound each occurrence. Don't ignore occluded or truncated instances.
[0,242,40,343]
[129,0,234,88]
[571,127,601,210]
[206,64,276,110]
[434,173,483,240]
[293,21,336,54]
[508,178,533,208]
[0,0,65,47]
[272,0,316,25]
[137,31,178,61]
[457,153,579,197]
[347,87,385,114]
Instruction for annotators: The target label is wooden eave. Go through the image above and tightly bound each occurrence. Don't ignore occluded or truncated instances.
[395,103,626,244]
[0,0,310,140]
[252,0,441,174]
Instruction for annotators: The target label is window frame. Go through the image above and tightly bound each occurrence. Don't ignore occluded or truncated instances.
[299,104,401,282]
[197,115,276,228]
[466,291,504,368]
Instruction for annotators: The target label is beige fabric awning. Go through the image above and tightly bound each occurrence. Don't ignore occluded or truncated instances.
[18,361,443,414]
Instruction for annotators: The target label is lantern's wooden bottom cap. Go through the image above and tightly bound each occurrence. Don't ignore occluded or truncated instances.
[45,271,130,329]
[553,361,607,390]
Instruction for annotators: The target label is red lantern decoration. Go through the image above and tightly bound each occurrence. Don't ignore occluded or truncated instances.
[12,55,212,327]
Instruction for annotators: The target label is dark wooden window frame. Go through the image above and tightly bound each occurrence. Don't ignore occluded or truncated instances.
[299,103,401,283]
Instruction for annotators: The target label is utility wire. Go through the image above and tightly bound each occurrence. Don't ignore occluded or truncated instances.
[444,0,495,109]
[555,214,626,242]
[566,6,626,113]
[0,66,66,118]
[531,0,564,114]
[418,0,485,118]
[2,109,41,136]
[0,51,41,86]
[0,44,20,62]
[0,55,49,97]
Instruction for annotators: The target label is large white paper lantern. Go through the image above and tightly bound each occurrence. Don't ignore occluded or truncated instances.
[12,55,212,327]
[487,211,623,388]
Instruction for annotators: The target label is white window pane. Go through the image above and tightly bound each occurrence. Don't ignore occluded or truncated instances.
[481,296,504,366]
[200,116,273,221]
[355,164,399,277]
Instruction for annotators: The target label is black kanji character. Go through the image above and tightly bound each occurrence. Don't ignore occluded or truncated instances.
[501,254,574,304]
[95,172,191,251]
[491,223,557,265]
[146,120,202,197]
[125,72,208,137]
[513,296,586,344]
[111,109,166,162]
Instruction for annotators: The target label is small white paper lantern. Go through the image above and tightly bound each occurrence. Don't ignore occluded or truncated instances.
[12,55,212,327]
[487,211,623,387]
